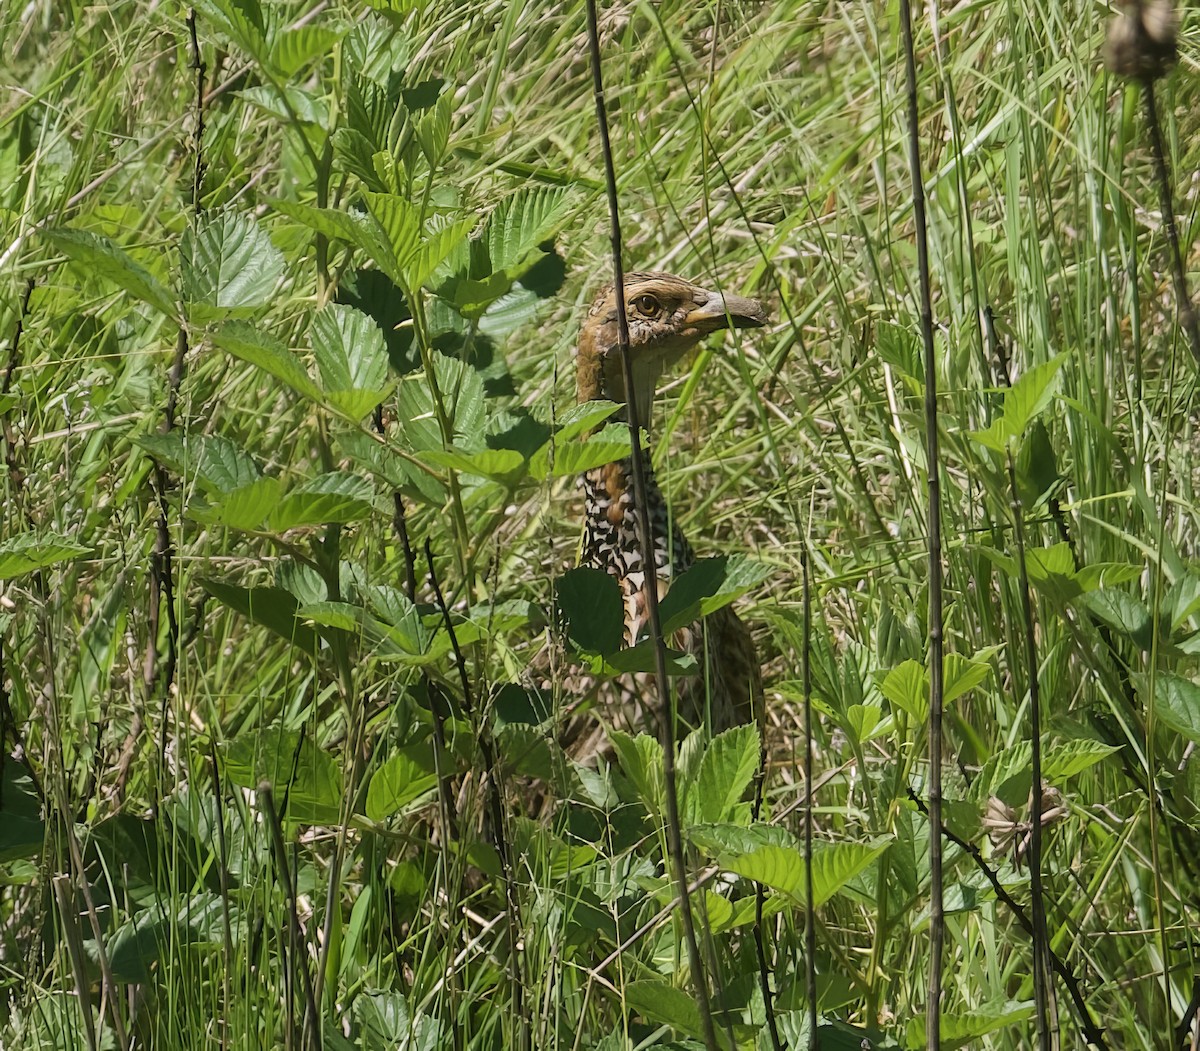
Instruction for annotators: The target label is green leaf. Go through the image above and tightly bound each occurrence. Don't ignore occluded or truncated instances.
[881,659,926,720]
[222,724,343,825]
[199,579,320,656]
[191,477,284,531]
[658,555,770,636]
[555,567,624,655]
[269,25,342,76]
[689,724,760,825]
[44,228,176,318]
[273,199,399,284]
[529,427,632,481]
[610,731,664,814]
[0,756,45,863]
[409,217,474,290]
[0,532,90,579]
[192,0,266,60]
[422,447,526,482]
[181,212,285,317]
[943,653,991,704]
[211,320,323,401]
[1004,354,1066,434]
[904,1001,1034,1051]
[972,738,1121,804]
[1080,589,1153,648]
[395,352,485,454]
[1151,673,1200,742]
[297,601,362,631]
[309,304,394,420]
[269,472,376,531]
[623,979,702,1040]
[366,753,439,821]
[721,838,891,908]
[483,186,573,277]
[135,431,260,494]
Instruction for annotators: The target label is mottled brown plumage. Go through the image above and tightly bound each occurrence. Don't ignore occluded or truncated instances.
[573,272,768,735]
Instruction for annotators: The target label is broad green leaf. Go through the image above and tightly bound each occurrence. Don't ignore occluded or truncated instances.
[422,447,526,482]
[943,653,991,704]
[181,212,285,316]
[191,477,284,531]
[1080,589,1153,648]
[622,980,702,1039]
[529,427,632,481]
[135,431,260,494]
[269,472,375,531]
[395,352,485,454]
[1151,673,1200,742]
[968,416,1016,453]
[269,25,342,76]
[610,731,663,814]
[689,724,760,825]
[222,724,343,824]
[297,601,361,631]
[0,532,90,579]
[309,304,394,420]
[1004,354,1066,434]
[552,400,623,443]
[237,84,328,126]
[555,567,623,655]
[415,92,451,165]
[199,579,320,656]
[658,555,770,636]
[191,0,266,59]
[211,320,323,401]
[483,186,573,277]
[972,738,1121,804]
[721,838,891,908]
[881,659,925,719]
[44,228,176,318]
[0,756,45,863]
[365,192,422,278]
[904,1001,1034,1051]
[272,199,399,283]
[409,217,474,290]
[1167,572,1200,630]
[366,753,439,821]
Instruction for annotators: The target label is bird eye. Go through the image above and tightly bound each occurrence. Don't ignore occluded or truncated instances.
[631,293,661,317]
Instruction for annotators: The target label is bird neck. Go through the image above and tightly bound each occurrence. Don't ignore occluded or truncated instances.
[580,453,693,587]
[576,329,662,434]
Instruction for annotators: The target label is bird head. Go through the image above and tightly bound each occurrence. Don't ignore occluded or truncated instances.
[576,271,768,427]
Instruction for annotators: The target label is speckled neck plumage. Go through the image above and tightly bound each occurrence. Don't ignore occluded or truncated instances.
[580,455,692,644]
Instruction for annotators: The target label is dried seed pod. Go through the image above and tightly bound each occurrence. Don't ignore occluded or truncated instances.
[1105,0,1178,79]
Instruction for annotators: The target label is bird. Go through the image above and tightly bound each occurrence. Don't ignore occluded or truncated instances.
[570,271,768,741]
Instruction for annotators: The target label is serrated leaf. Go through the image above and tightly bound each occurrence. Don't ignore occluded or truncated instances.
[273,200,399,284]
[881,659,926,720]
[409,217,473,290]
[222,723,343,825]
[484,186,573,277]
[1004,354,1065,434]
[623,979,702,1040]
[395,352,485,454]
[191,477,284,531]
[237,84,328,126]
[721,838,891,908]
[1080,589,1153,648]
[1150,673,1200,742]
[529,427,632,481]
[943,654,990,704]
[308,304,394,420]
[269,472,375,530]
[181,212,285,316]
[366,753,439,821]
[135,431,260,494]
[904,1001,1034,1051]
[689,724,760,825]
[972,737,1121,804]
[44,228,176,318]
[0,532,90,579]
[297,601,361,631]
[555,567,624,655]
[610,731,663,814]
[658,555,770,636]
[211,320,323,401]
[422,447,526,481]
[192,0,266,59]
[199,579,320,656]
[269,25,341,76]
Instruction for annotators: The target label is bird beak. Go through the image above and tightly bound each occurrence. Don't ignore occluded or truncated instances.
[684,288,769,332]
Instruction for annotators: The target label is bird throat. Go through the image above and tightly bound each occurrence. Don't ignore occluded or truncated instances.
[581,454,694,645]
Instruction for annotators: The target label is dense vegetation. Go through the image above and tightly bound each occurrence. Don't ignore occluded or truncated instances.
[2,1,1199,1048]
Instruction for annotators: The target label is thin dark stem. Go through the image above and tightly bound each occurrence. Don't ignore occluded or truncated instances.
[1141,78,1200,364]
[802,544,817,1048]
[897,5,945,1046]
[908,790,1109,1049]
[259,784,322,1051]
[187,9,205,218]
[584,5,717,1047]
[1006,455,1054,1047]
[424,541,527,1051]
